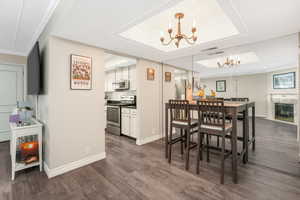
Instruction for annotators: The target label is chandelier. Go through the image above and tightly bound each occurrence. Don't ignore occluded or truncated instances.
[217,57,241,68]
[160,13,197,48]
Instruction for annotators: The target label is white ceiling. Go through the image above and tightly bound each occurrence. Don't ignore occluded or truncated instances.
[104,53,136,71]
[166,34,298,78]
[120,0,240,52]
[197,52,259,68]
[42,0,300,62]
[0,0,60,56]
[1,0,300,77]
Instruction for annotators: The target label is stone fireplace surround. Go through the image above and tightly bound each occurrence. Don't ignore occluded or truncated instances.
[267,93,298,126]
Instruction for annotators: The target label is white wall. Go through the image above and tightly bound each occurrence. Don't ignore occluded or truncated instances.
[136,59,162,144]
[201,73,268,117]
[162,64,176,136]
[37,36,105,176]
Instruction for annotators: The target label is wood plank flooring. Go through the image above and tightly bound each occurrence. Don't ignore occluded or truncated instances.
[0,117,300,200]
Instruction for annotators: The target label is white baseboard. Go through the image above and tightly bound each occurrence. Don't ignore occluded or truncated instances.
[255,115,267,118]
[136,134,162,145]
[265,117,298,126]
[44,152,106,178]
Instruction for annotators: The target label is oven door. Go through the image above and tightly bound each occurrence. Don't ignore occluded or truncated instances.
[107,106,120,127]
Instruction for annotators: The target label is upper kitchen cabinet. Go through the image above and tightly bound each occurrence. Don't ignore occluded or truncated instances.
[116,67,129,82]
[105,70,115,92]
[104,53,137,92]
[129,65,136,91]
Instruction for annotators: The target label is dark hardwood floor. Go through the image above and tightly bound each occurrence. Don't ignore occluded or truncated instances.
[1,117,300,200]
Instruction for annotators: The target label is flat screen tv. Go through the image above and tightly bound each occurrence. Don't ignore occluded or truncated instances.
[27,42,41,94]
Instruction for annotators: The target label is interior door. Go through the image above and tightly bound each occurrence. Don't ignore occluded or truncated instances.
[0,64,24,142]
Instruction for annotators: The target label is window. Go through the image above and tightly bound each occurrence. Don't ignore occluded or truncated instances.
[273,72,295,89]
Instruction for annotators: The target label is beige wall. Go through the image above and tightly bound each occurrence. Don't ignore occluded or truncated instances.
[0,53,26,65]
[201,73,268,117]
[37,36,105,173]
[162,64,176,136]
[136,59,163,144]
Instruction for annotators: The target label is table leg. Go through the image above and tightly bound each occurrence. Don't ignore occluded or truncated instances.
[245,106,249,163]
[231,111,238,184]
[242,110,246,164]
[165,105,169,159]
[252,106,256,151]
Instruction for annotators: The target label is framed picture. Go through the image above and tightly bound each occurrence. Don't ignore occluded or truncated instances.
[273,72,295,89]
[165,72,171,82]
[147,68,155,81]
[70,54,92,90]
[216,80,226,92]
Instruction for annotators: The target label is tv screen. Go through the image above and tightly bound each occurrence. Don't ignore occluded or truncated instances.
[27,42,41,94]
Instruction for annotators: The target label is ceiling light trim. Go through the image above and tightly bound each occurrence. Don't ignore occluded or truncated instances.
[119,0,244,52]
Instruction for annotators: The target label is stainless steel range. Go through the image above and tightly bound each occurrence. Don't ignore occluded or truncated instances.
[106,95,136,135]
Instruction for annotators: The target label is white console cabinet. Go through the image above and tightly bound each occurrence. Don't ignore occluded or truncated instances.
[9,118,43,180]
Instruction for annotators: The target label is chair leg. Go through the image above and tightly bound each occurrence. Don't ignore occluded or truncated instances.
[230,132,234,176]
[221,135,225,184]
[206,135,210,162]
[184,130,187,148]
[185,128,191,170]
[196,131,201,174]
[168,125,173,164]
[180,129,184,155]
[200,134,203,161]
[217,136,220,147]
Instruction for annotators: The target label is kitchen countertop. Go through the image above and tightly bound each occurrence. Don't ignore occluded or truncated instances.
[122,105,136,109]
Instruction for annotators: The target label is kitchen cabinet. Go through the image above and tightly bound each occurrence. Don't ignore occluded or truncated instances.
[130,111,137,138]
[106,71,115,92]
[116,67,129,82]
[121,108,137,138]
[121,114,130,136]
[105,66,133,92]
[129,65,136,90]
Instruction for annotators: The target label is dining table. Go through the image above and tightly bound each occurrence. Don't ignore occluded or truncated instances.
[164,100,256,184]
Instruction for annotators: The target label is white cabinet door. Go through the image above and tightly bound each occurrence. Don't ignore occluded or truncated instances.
[130,114,137,139]
[122,67,129,80]
[107,71,115,91]
[121,114,130,136]
[0,64,23,142]
[129,65,136,90]
[116,68,122,82]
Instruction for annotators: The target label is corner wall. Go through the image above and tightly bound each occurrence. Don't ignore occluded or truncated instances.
[40,36,105,177]
[136,59,163,145]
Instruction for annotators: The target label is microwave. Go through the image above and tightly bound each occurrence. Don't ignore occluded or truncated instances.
[115,80,130,90]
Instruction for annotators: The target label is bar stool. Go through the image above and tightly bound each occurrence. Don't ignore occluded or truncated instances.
[196,100,233,184]
[168,100,198,170]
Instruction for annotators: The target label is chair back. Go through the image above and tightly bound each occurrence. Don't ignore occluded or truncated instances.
[169,100,191,124]
[197,100,226,130]
[231,97,249,102]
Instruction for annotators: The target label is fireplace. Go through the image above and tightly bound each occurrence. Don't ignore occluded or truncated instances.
[275,103,294,123]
